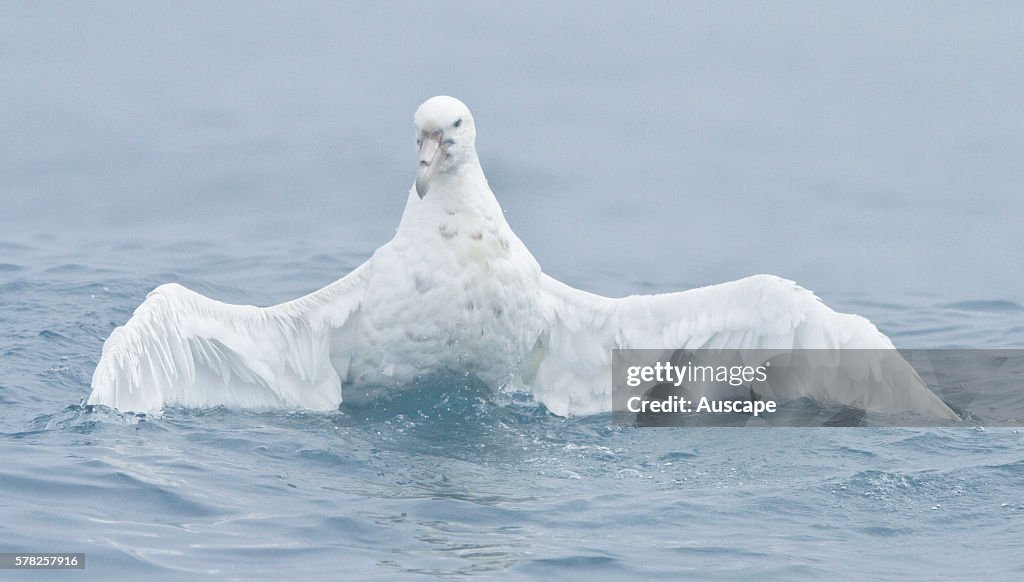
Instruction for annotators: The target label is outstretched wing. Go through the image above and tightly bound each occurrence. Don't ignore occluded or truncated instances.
[523,273,957,419]
[88,261,372,414]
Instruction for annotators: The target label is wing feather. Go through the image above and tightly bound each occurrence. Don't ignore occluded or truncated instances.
[527,273,957,419]
[88,261,371,413]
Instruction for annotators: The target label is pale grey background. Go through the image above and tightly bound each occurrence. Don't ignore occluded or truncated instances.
[3,1,1022,298]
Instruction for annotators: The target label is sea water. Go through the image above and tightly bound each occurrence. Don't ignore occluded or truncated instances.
[2,2,1023,579]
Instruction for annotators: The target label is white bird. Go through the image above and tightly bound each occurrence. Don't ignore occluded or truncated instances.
[88,96,958,420]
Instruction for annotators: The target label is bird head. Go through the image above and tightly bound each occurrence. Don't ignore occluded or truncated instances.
[413,96,477,199]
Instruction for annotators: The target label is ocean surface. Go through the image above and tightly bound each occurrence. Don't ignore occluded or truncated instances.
[2,2,1023,579]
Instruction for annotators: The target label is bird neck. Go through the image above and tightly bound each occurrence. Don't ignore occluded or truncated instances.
[397,158,508,232]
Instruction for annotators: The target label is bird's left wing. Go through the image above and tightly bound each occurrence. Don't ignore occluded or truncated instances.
[88,261,372,414]
[521,273,957,419]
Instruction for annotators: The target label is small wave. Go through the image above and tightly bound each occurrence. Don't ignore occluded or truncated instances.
[856,525,915,537]
[515,555,626,577]
[38,329,74,343]
[43,263,90,274]
[24,404,146,433]
[942,300,1024,312]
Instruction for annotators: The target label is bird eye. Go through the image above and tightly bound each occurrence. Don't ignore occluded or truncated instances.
[453,118,462,128]
[417,139,421,146]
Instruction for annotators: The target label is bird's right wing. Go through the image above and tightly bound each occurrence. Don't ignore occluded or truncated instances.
[88,261,372,414]
[521,273,957,420]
